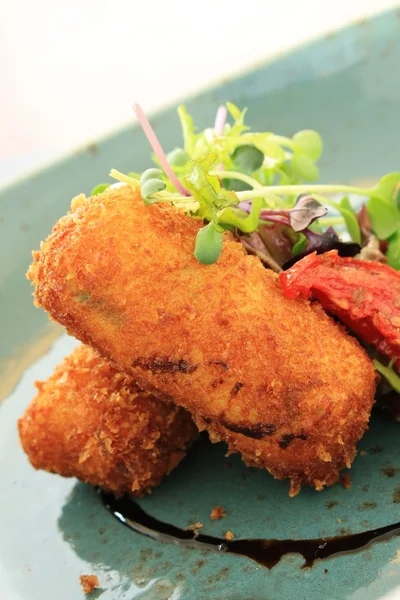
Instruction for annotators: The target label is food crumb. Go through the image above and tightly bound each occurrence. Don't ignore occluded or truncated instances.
[210,506,226,520]
[340,473,352,489]
[186,522,203,531]
[79,575,99,594]
[225,531,234,540]
[359,450,367,456]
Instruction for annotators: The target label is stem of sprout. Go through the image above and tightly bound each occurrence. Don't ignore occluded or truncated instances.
[235,184,373,200]
[127,179,374,212]
[210,170,263,189]
[317,216,346,227]
[109,169,140,188]
[214,106,228,136]
[269,135,295,150]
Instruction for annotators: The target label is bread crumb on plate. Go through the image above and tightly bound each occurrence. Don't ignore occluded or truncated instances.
[186,522,203,531]
[79,575,99,594]
[210,506,226,520]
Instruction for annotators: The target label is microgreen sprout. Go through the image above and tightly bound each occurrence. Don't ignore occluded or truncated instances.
[140,168,166,204]
[91,183,110,196]
[214,105,228,137]
[133,103,190,196]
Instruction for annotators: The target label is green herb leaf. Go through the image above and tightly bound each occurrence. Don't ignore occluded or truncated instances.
[231,144,264,173]
[127,172,141,180]
[367,173,400,240]
[293,130,323,161]
[141,178,166,202]
[339,196,362,244]
[372,173,400,201]
[395,184,400,211]
[292,233,308,255]
[183,154,220,218]
[194,222,224,264]
[91,183,110,196]
[367,197,400,239]
[219,197,263,233]
[183,154,239,222]
[291,154,319,182]
[373,359,400,393]
[222,178,252,192]
[177,105,197,155]
[167,148,190,167]
[243,135,285,165]
[140,168,164,184]
[226,102,249,136]
[322,196,361,244]
[387,231,400,270]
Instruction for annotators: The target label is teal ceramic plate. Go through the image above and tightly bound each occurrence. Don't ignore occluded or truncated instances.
[2,10,400,599]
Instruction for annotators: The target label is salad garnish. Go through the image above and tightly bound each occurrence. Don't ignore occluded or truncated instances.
[95,103,400,271]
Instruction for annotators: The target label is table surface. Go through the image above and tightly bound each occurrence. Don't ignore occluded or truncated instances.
[1,0,398,186]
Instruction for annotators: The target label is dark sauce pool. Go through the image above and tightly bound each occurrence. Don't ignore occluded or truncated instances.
[101,490,400,569]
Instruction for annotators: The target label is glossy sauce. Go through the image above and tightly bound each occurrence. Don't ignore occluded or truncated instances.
[101,490,400,569]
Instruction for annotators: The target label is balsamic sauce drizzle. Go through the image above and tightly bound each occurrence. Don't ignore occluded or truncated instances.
[101,490,400,569]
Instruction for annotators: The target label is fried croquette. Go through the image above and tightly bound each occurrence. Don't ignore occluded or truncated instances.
[18,344,198,495]
[27,185,376,495]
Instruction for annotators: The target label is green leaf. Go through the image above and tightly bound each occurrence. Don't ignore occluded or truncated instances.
[339,196,362,244]
[194,222,223,264]
[245,135,285,164]
[367,197,400,239]
[226,102,241,121]
[141,178,166,202]
[291,154,319,182]
[372,172,400,202]
[140,168,164,184]
[322,197,361,244]
[293,130,323,161]
[219,197,263,233]
[231,144,264,172]
[395,185,400,211]
[226,103,249,136]
[222,178,252,192]
[373,360,400,393]
[387,231,400,270]
[167,148,190,167]
[292,233,308,255]
[183,154,239,223]
[183,153,220,217]
[177,105,197,155]
[91,183,110,196]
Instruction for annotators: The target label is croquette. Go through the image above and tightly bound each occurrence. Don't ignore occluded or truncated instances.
[18,345,197,495]
[27,185,376,495]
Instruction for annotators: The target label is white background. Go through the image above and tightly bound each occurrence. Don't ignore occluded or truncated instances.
[0,0,399,184]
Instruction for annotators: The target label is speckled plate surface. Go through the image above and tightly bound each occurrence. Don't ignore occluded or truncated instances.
[2,9,400,599]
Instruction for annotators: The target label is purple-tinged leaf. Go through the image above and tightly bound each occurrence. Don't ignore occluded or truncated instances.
[288,194,327,232]
[259,224,295,265]
[282,227,360,269]
[235,230,283,273]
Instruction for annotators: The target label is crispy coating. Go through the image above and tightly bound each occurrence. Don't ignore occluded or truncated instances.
[28,186,376,495]
[18,345,197,495]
